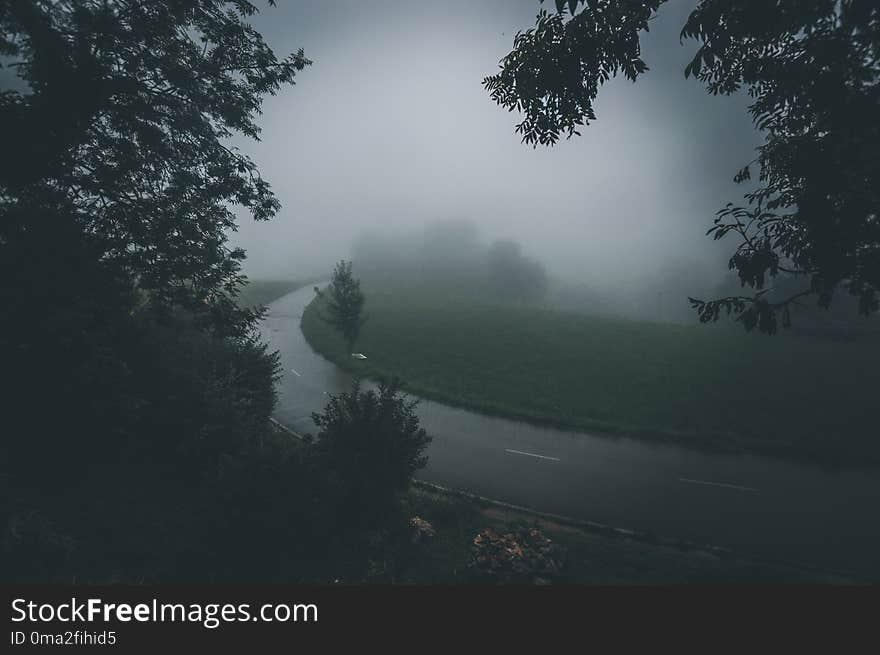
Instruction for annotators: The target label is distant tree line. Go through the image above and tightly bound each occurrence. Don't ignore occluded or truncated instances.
[487,240,549,305]
[352,219,549,306]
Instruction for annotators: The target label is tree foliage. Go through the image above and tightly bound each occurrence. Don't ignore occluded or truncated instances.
[351,219,552,308]
[0,2,312,582]
[318,260,367,351]
[487,239,549,304]
[311,379,431,525]
[485,0,880,333]
[1,0,310,334]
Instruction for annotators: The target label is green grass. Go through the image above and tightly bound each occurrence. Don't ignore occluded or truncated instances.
[398,486,853,583]
[302,287,880,465]
[236,277,322,309]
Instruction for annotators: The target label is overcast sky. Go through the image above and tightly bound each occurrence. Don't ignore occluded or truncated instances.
[231,0,762,293]
[5,1,763,295]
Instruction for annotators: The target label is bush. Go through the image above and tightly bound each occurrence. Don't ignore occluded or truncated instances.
[126,309,280,481]
[0,251,284,581]
[0,212,430,582]
[0,208,140,491]
[311,379,431,526]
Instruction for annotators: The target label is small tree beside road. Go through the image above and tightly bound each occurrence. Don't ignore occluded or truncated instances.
[317,261,367,353]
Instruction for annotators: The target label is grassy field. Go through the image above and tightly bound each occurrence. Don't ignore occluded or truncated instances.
[398,485,853,583]
[302,287,880,465]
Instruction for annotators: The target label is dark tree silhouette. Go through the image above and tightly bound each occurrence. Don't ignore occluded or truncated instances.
[487,239,549,304]
[484,0,879,334]
[318,260,367,353]
[311,379,431,525]
[1,0,310,334]
[0,2,304,582]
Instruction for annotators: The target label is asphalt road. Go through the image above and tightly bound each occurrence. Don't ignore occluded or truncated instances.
[262,284,880,580]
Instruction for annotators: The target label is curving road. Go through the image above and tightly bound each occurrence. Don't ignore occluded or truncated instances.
[262,285,880,580]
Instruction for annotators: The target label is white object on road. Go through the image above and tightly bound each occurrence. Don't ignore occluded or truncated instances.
[290,368,301,377]
[677,477,760,493]
[504,448,561,462]
[351,353,367,360]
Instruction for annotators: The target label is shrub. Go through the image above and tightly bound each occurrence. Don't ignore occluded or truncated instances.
[312,379,431,526]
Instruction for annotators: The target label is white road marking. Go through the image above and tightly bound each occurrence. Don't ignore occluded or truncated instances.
[677,477,760,493]
[290,368,301,377]
[504,448,561,462]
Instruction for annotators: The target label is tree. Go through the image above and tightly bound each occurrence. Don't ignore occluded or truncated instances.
[487,239,549,304]
[1,0,310,335]
[484,0,880,334]
[0,2,302,582]
[311,379,431,525]
[318,260,367,353]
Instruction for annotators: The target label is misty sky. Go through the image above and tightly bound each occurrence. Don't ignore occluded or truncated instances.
[3,1,764,295]
[232,0,762,293]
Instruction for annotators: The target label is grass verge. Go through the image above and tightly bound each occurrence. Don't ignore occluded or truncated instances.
[267,426,853,582]
[398,485,856,583]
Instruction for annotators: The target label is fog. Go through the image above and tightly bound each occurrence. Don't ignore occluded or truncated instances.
[229,0,762,317]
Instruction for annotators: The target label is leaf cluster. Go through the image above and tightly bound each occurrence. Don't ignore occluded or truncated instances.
[486,1,880,333]
[1,1,310,334]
